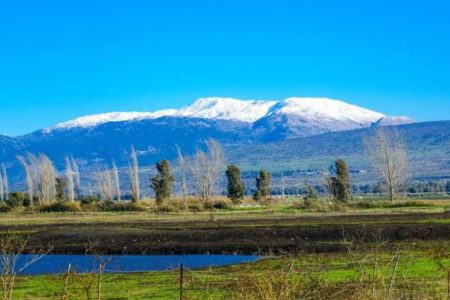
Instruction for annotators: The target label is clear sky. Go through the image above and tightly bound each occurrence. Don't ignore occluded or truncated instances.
[1,0,449,136]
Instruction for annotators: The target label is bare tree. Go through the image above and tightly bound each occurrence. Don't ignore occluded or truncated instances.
[19,153,57,204]
[17,156,34,206]
[37,154,57,203]
[70,156,81,200]
[0,171,3,202]
[128,146,140,203]
[364,128,410,201]
[95,166,113,202]
[65,157,75,202]
[0,232,51,300]
[1,165,8,201]
[111,161,121,201]
[176,145,188,205]
[188,139,224,203]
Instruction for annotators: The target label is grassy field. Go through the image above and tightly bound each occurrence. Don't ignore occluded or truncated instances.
[10,244,450,299]
[0,198,449,225]
[1,199,449,299]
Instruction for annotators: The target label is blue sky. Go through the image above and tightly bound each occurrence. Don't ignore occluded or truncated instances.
[1,0,449,136]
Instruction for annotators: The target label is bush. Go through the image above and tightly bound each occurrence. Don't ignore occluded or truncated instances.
[188,203,203,212]
[5,192,25,207]
[290,198,346,212]
[40,201,82,212]
[348,200,432,210]
[96,201,146,212]
[79,195,100,205]
[0,203,12,213]
[289,201,304,209]
[212,200,231,210]
[153,203,177,213]
[203,198,232,210]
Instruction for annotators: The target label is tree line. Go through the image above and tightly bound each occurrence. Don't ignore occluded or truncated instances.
[0,128,414,207]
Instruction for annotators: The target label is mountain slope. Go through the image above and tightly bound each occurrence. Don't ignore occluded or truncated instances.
[0,97,423,183]
[227,121,450,183]
[44,97,407,138]
[253,98,386,140]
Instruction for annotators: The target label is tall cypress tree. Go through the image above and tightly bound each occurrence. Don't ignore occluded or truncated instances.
[226,164,245,204]
[151,160,175,206]
[253,170,271,202]
[331,159,351,202]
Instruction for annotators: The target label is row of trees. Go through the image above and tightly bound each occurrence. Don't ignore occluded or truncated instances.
[1,128,412,206]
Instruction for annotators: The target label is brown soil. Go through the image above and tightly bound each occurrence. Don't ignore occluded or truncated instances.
[1,212,449,255]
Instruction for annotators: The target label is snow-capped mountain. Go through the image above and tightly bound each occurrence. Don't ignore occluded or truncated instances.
[0,96,417,180]
[46,97,403,134]
[48,110,179,131]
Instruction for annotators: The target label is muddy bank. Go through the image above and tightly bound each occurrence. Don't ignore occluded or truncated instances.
[2,212,449,255]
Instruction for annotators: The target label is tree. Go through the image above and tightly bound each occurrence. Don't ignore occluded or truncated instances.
[17,156,34,206]
[2,165,8,201]
[330,159,351,202]
[226,164,245,204]
[0,170,3,201]
[128,146,140,203]
[188,139,224,203]
[70,156,81,200]
[151,160,175,206]
[95,166,113,202]
[364,128,410,201]
[111,161,121,201]
[19,153,57,204]
[35,154,58,204]
[65,157,75,202]
[253,170,271,203]
[176,145,188,205]
[55,177,67,201]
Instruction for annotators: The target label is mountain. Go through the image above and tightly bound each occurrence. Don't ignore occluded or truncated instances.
[0,97,422,184]
[43,97,408,136]
[227,121,450,184]
[253,98,386,140]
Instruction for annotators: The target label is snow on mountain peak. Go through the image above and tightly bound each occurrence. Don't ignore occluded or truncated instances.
[49,110,178,131]
[46,97,394,132]
[268,97,385,124]
[176,97,277,122]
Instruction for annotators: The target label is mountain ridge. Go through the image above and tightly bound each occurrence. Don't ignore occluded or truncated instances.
[41,97,411,134]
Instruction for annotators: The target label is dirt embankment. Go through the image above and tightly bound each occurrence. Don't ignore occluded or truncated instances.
[1,212,449,255]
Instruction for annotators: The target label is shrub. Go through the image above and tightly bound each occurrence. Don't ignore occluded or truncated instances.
[0,203,12,213]
[212,200,231,209]
[153,203,177,213]
[289,201,304,209]
[79,195,100,205]
[348,200,432,210]
[40,201,82,212]
[188,203,203,212]
[96,201,146,212]
[5,192,25,207]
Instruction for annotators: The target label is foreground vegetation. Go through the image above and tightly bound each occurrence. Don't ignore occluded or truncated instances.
[0,199,448,299]
[8,242,450,299]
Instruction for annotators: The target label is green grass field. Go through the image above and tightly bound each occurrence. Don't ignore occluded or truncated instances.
[1,199,449,299]
[10,244,450,299]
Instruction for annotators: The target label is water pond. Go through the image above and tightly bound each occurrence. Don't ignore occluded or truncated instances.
[10,254,261,275]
